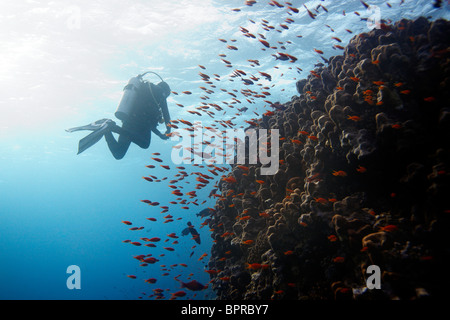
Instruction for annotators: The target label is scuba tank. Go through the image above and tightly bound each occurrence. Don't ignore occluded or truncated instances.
[115,75,144,122]
[115,71,168,123]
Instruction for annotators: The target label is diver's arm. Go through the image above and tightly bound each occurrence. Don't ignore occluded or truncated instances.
[151,126,169,140]
[160,98,171,135]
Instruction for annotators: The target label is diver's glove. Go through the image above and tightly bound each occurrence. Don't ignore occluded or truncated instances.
[152,127,169,140]
[163,124,171,140]
[159,130,169,140]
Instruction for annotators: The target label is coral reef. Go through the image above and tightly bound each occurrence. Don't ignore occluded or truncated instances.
[207,18,450,300]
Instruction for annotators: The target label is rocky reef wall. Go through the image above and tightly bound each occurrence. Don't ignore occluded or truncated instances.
[207,18,450,300]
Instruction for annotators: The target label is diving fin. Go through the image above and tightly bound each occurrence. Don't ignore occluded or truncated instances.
[66,118,113,133]
[77,128,105,154]
[66,119,115,154]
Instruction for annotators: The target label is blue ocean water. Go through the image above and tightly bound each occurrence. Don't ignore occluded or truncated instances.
[0,0,448,300]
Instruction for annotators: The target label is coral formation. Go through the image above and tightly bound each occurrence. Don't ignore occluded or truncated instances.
[207,18,450,300]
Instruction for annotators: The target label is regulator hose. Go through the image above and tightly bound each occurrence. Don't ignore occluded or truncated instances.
[138,71,165,83]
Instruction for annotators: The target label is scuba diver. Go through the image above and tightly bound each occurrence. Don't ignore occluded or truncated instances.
[66,71,171,159]
[181,222,201,245]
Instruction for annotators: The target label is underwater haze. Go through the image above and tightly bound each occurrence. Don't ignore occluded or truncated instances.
[0,0,448,300]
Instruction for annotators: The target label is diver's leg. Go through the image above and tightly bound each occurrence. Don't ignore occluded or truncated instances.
[133,130,151,149]
[104,131,132,160]
[108,121,151,152]
[117,122,151,149]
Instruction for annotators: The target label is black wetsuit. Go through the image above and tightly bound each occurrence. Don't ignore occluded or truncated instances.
[105,82,171,159]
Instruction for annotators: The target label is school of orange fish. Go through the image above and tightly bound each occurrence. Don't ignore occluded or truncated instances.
[119,0,447,300]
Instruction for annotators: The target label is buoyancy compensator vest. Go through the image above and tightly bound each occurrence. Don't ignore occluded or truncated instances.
[115,72,168,123]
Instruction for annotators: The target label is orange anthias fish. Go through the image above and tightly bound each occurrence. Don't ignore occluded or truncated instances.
[315,197,328,204]
[328,235,338,242]
[274,290,284,294]
[171,291,187,299]
[247,263,263,270]
[306,172,322,182]
[223,176,237,183]
[314,48,324,54]
[331,36,342,42]
[288,6,299,13]
[373,81,385,86]
[347,115,361,121]
[245,120,258,126]
[204,269,219,275]
[356,165,367,173]
[221,232,234,238]
[237,165,249,172]
[179,119,193,126]
[379,224,398,232]
[198,253,208,261]
[333,256,345,263]
[332,170,347,177]
[242,240,254,245]
[259,39,271,48]
[303,4,316,19]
